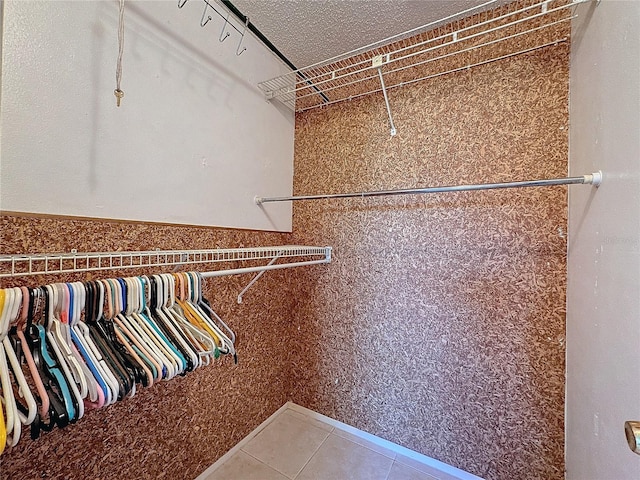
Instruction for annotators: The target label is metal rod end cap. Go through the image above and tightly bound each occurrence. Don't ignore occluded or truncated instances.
[584,171,602,187]
[254,196,263,205]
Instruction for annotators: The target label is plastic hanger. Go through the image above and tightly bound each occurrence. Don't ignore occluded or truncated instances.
[171,274,218,363]
[180,273,234,357]
[25,288,62,434]
[121,277,163,381]
[0,288,21,448]
[163,273,201,369]
[50,284,86,420]
[135,276,183,379]
[120,277,168,382]
[0,290,8,454]
[127,277,176,380]
[129,277,172,380]
[194,273,237,362]
[3,287,38,430]
[150,275,196,373]
[63,282,101,409]
[82,281,118,405]
[8,287,46,439]
[16,286,50,419]
[137,275,186,377]
[110,278,153,389]
[98,279,137,398]
[43,285,81,422]
[58,283,90,400]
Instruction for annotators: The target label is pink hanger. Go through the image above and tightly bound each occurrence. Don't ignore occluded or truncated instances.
[17,287,50,417]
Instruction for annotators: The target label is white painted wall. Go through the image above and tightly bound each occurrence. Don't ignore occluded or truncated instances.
[567,1,640,478]
[0,0,293,231]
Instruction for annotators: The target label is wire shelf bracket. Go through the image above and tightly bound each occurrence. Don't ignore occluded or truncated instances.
[374,56,397,137]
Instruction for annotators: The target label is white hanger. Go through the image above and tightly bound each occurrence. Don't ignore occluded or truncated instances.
[120,278,172,382]
[105,279,136,399]
[44,285,84,420]
[2,287,37,427]
[111,279,155,388]
[80,281,118,405]
[153,275,197,372]
[139,276,185,376]
[65,282,99,406]
[186,274,235,356]
[0,288,22,447]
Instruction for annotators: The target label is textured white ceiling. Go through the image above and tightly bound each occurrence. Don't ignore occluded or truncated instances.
[231,0,499,68]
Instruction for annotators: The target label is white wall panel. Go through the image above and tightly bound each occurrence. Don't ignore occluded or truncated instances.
[0,0,293,231]
[567,1,640,478]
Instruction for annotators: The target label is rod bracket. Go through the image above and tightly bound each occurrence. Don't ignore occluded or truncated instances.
[586,170,603,187]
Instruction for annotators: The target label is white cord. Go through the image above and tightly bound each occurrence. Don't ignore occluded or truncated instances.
[114,0,125,106]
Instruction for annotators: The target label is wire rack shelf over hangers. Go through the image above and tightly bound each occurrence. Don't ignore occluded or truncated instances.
[0,246,332,279]
[258,0,587,114]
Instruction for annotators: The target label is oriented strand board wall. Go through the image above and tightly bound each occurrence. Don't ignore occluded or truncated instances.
[289,29,570,480]
[0,215,294,479]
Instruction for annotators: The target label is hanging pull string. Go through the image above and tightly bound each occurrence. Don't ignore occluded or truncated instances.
[114,0,125,107]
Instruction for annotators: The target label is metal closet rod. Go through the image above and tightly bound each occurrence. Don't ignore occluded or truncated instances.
[255,171,602,204]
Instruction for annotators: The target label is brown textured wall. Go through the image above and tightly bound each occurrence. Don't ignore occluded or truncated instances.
[0,215,294,480]
[288,33,569,480]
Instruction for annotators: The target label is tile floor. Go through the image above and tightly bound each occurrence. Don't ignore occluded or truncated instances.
[198,405,470,480]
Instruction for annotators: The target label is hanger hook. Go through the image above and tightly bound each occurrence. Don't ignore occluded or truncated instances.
[178,0,188,8]
[219,13,231,42]
[201,3,212,27]
[236,17,249,56]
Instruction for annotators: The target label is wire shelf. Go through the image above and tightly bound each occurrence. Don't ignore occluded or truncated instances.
[258,0,584,113]
[0,246,331,278]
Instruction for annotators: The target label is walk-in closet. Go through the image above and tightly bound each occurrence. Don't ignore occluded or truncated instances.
[1,0,638,479]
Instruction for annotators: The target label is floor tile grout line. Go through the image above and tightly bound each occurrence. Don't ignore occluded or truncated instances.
[291,428,333,480]
[390,459,445,480]
[283,409,336,435]
[383,458,397,480]
[242,408,335,480]
[286,407,400,474]
[333,428,398,461]
[237,449,293,479]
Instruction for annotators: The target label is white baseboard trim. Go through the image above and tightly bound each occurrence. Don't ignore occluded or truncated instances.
[196,401,484,480]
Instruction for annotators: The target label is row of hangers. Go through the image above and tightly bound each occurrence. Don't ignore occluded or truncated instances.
[0,272,235,454]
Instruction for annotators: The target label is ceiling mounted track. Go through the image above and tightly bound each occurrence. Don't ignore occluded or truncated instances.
[258,0,589,135]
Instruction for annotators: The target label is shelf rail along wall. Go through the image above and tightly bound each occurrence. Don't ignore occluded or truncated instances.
[258,0,589,136]
[0,246,333,302]
[255,172,602,204]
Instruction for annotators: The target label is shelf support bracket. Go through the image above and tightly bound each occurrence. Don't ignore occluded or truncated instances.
[374,55,397,137]
[237,253,282,304]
